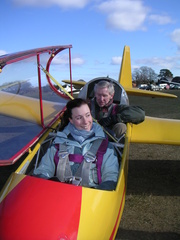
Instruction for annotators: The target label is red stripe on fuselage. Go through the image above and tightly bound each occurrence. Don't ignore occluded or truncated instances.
[0,175,82,240]
[109,186,126,240]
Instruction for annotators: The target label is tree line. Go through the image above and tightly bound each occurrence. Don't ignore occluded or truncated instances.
[132,66,173,86]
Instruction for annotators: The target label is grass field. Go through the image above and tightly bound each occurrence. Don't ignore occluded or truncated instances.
[116,90,180,240]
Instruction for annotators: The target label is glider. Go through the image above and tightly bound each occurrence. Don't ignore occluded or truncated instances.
[0,45,180,240]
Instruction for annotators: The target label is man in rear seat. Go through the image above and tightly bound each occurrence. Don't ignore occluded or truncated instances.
[89,80,145,140]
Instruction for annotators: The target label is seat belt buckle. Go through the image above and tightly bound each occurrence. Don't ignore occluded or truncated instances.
[84,152,96,163]
[72,176,82,186]
[64,176,82,186]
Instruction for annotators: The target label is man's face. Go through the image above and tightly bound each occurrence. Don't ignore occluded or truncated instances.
[69,104,93,131]
[95,87,114,107]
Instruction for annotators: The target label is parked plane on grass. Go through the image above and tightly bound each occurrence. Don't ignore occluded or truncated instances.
[159,78,180,89]
[0,45,180,240]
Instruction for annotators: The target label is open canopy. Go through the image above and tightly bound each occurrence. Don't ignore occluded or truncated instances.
[0,45,73,165]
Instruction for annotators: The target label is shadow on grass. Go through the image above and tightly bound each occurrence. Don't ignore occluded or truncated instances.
[127,159,180,196]
[116,229,180,240]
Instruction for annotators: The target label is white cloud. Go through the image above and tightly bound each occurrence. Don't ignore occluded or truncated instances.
[0,50,7,56]
[97,0,149,31]
[170,29,180,49]
[135,55,180,73]
[52,54,85,65]
[52,54,70,64]
[13,0,90,9]
[72,57,85,65]
[149,14,173,25]
[111,56,122,65]
[12,0,174,32]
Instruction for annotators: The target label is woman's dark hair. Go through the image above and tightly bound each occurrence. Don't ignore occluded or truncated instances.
[59,98,89,130]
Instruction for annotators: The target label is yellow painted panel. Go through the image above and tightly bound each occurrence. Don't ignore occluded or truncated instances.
[131,116,180,145]
[0,173,25,203]
[62,80,86,87]
[118,46,132,88]
[0,91,65,125]
[78,183,125,240]
[125,87,177,98]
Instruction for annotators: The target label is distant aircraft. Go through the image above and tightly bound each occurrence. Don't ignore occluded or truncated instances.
[158,77,180,89]
[0,45,180,240]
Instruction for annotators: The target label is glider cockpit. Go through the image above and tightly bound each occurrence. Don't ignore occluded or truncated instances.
[78,76,129,105]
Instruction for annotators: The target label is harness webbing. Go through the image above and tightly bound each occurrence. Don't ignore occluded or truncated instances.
[55,138,108,186]
[76,138,103,186]
[96,136,108,184]
[56,144,72,182]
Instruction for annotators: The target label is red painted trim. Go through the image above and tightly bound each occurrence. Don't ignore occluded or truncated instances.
[46,49,71,99]
[68,48,73,95]
[37,54,45,127]
[0,45,72,68]
[0,134,40,166]
[0,176,82,240]
[109,186,126,240]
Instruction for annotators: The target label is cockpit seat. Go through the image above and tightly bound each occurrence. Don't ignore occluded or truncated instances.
[78,77,129,105]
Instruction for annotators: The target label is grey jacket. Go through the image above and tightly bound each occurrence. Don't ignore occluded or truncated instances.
[33,123,119,190]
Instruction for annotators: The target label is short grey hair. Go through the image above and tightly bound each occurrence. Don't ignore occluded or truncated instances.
[94,81,115,95]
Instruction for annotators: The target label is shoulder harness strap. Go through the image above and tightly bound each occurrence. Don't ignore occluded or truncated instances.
[54,137,108,186]
[111,103,118,115]
[77,138,103,187]
[56,144,72,182]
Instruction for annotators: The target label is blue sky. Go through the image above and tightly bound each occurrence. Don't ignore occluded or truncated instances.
[1,0,180,83]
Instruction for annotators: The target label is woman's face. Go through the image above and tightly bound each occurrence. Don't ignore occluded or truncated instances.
[69,104,93,131]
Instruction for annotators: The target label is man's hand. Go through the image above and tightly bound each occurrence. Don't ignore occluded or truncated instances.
[99,116,117,127]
